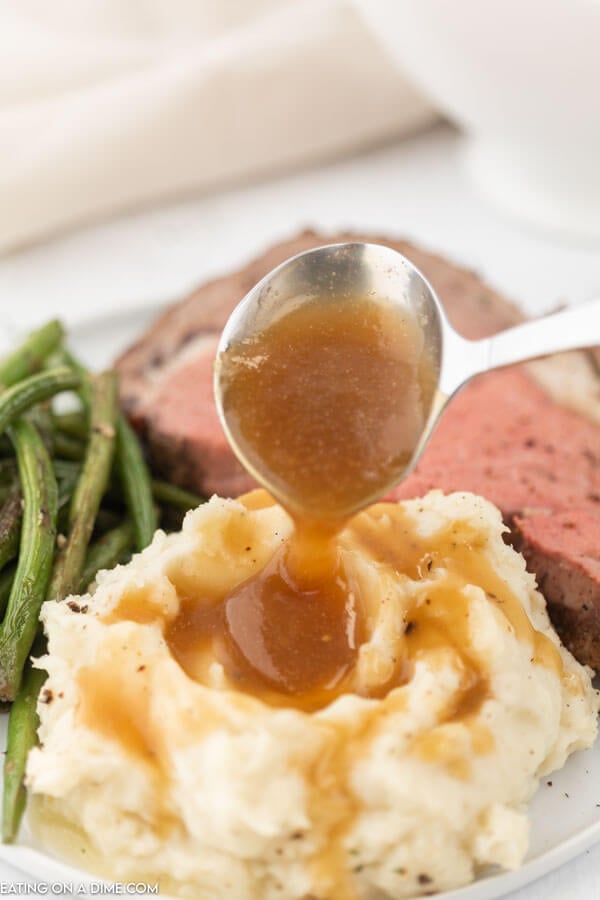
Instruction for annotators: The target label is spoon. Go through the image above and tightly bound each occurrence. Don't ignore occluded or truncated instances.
[214,241,600,513]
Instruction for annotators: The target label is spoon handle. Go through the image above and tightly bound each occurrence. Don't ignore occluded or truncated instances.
[484,298,600,372]
[441,298,600,395]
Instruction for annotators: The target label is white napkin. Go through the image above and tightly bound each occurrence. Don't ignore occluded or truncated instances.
[0,0,434,253]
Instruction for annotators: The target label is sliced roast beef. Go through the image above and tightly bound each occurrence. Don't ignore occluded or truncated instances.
[514,509,600,666]
[116,230,600,668]
[391,367,600,519]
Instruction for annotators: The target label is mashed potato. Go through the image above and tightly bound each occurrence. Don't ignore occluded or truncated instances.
[27,490,598,900]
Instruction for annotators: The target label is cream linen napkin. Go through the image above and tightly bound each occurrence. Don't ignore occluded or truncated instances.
[0,0,434,253]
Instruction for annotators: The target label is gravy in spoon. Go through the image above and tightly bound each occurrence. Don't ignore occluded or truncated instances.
[208,293,436,700]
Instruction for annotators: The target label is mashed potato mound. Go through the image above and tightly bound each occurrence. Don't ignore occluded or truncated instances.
[27,491,598,900]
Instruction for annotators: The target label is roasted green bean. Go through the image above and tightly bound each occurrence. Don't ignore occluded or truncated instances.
[53,431,85,461]
[61,350,91,409]
[47,372,118,605]
[52,459,81,481]
[151,478,205,511]
[0,321,64,388]
[0,420,57,701]
[52,410,88,441]
[2,658,46,842]
[0,485,22,574]
[27,403,54,458]
[115,417,157,551]
[55,354,156,549]
[0,368,80,439]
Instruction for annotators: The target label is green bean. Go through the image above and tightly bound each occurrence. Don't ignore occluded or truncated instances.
[0,564,15,619]
[116,417,157,551]
[0,321,64,388]
[51,350,103,463]
[27,403,54,456]
[0,420,57,701]
[0,368,80,440]
[57,470,80,512]
[61,349,88,382]
[52,459,81,481]
[55,468,82,539]
[152,479,205,532]
[52,410,88,441]
[53,431,85,461]
[151,478,205,511]
[61,350,91,409]
[47,372,118,605]
[56,352,158,550]
[79,520,134,594]
[0,485,21,574]
[55,355,157,550]
[2,658,46,842]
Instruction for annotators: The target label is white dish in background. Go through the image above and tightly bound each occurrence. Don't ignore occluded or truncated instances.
[354,0,600,241]
[0,307,597,899]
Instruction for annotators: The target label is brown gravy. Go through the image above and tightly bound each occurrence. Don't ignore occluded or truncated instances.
[205,294,436,702]
[165,547,363,711]
[218,293,436,524]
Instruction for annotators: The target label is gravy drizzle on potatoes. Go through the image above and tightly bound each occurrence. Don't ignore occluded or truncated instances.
[27,490,598,899]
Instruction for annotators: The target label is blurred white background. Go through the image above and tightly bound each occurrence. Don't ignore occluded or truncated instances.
[1,0,600,335]
[2,123,600,340]
[0,0,431,251]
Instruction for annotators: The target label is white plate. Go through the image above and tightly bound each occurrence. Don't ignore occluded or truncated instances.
[0,307,598,899]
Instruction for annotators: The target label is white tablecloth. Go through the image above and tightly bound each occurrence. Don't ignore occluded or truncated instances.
[0,0,433,253]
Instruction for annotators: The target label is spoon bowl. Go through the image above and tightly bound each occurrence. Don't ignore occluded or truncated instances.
[215,242,600,513]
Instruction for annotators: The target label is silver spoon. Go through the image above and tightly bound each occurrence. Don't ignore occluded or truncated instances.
[214,241,600,510]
